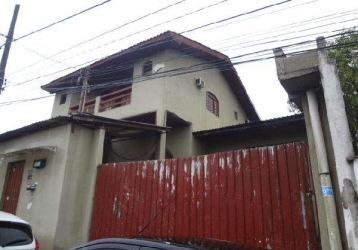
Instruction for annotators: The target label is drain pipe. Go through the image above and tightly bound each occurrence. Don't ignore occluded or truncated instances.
[306,89,342,250]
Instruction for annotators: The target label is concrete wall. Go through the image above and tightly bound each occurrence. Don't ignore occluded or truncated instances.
[166,125,193,158]
[0,125,72,250]
[162,49,246,132]
[105,134,157,163]
[53,126,105,250]
[51,49,247,133]
[0,125,105,250]
[196,127,307,155]
[51,91,94,117]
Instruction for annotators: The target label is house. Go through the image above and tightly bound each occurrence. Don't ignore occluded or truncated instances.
[0,31,307,250]
[42,31,260,161]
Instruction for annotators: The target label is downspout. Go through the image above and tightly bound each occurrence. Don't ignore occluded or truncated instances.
[306,89,343,250]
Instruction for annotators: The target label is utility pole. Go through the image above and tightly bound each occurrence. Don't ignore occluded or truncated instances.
[78,66,90,113]
[0,5,20,95]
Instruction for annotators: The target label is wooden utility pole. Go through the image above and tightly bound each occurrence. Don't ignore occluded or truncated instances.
[0,5,20,95]
[78,66,90,113]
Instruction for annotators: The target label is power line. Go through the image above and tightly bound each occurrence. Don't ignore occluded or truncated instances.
[8,26,352,88]
[202,0,319,33]
[54,0,238,65]
[2,39,357,108]
[9,0,292,79]
[12,8,358,84]
[208,8,358,46]
[26,48,74,68]
[41,34,356,94]
[86,23,356,78]
[181,0,292,34]
[49,26,358,83]
[6,2,356,89]
[0,0,114,50]
[6,0,190,77]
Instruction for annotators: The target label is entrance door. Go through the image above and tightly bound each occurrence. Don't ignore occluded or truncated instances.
[2,161,25,214]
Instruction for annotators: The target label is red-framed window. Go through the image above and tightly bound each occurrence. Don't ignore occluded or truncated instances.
[206,92,219,116]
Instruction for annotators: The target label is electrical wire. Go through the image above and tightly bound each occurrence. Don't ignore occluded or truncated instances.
[4,8,357,94]
[7,0,294,79]
[201,0,319,33]
[6,0,190,77]
[37,35,358,95]
[2,40,357,108]
[0,0,114,49]
[29,27,356,88]
[85,24,355,79]
[182,0,292,34]
[11,0,349,84]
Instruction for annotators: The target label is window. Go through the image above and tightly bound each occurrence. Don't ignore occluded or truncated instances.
[234,111,238,121]
[142,61,152,76]
[59,94,67,105]
[0,222,33,247]
[206,92,219,116]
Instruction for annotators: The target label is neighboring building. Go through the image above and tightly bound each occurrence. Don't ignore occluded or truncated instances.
[0,31,306,250]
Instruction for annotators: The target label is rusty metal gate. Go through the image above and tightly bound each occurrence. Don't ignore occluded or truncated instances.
[90,142,319,249]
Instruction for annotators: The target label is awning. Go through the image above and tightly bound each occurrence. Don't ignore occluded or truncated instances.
[0,145,57,158]
[0,113,171,143]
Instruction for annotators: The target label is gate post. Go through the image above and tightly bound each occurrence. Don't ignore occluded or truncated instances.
[274,37,358,249]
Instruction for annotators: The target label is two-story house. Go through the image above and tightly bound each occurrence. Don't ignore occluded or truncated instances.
[43,31,259,161]
[0,31,306,250]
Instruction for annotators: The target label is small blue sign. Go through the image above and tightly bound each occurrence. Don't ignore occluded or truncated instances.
[321,186,333,196]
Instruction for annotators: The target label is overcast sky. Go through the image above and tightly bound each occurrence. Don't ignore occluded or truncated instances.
[0,0,357,133]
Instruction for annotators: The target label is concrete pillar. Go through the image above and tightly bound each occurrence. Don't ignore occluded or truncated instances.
[306,89,342,250]
[53,127,105,250]
[155,110,167,159]
[301,95,331,250]
[316,37,358,249]
[94,96,101,114]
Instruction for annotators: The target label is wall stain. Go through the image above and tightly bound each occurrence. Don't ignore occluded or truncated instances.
[342,178,358,238]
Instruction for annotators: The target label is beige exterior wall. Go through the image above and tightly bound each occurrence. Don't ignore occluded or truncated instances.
[51,93,83,117]
[50,49,248,134]
[53,126,104,250]
[197,128,307,155]
[0,125,72,250]
[105,134,157,163]
[161,49,246,132]
[0,125,105,250]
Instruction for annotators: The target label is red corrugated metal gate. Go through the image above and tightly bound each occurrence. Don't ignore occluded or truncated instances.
[90,142,320,249]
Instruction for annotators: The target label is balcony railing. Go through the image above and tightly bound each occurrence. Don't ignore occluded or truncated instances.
[68,86,132,114]
[99,86,131,112]
[69,98,96,114]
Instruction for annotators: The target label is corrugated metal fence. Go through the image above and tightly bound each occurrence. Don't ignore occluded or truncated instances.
[90,142,319,249]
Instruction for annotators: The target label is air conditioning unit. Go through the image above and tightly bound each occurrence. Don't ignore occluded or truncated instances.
[195,78,205,88]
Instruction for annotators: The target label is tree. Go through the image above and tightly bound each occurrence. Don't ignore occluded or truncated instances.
[287,101,302,115]
[328,29,358,153]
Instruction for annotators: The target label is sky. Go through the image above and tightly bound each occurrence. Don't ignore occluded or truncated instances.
[0,0,357,133]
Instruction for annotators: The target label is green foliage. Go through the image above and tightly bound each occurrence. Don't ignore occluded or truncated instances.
[328,30,358,152]
[287,101,302,115]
